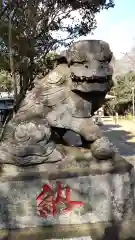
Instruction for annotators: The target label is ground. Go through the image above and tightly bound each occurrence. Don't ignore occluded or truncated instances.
[101,119,135,165]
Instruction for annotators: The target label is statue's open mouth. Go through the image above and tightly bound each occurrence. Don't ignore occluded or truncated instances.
[71,72,113,93]
[70,61,113,93]
[70,71,113,117]
[71,73,112,82]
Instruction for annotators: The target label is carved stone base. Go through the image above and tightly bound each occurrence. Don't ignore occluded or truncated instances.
[0,158,135,240]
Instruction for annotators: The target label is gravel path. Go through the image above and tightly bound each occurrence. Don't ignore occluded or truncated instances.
[101,120,135,165]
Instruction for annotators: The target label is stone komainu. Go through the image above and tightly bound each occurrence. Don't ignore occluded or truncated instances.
[0,40,116,166]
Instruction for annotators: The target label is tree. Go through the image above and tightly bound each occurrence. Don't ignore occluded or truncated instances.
[104,71,135,115]
[0,70,12,92]
[0,0,115,109]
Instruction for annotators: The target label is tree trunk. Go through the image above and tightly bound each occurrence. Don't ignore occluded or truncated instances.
[9,8,18,111]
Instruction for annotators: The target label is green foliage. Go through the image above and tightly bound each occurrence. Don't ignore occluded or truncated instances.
[105,71,135,115]
[0,70,12,92]
[0,0,114,106]
[41,51,57,72]
[114,71,135,104]
[0,0,114,72]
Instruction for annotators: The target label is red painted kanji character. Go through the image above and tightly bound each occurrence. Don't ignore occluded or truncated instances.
[36,182,84,217]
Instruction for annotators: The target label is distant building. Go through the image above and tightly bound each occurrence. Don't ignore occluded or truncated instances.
[0,92,14,124]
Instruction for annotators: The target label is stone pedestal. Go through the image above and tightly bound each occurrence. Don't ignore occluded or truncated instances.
[0,157,135,240]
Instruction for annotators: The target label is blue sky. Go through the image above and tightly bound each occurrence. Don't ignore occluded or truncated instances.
[78,0,135,59]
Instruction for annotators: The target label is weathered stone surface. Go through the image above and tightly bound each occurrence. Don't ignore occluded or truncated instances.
[90,137,115,160]
[60,40,113,69]
[62,130,83,147]
[0,39,134,240]
[0,160,134,240]
[0,39,114,166]
[47,108,103,142]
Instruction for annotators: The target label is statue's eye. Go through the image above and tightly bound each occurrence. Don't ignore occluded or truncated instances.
[84,64,88,68]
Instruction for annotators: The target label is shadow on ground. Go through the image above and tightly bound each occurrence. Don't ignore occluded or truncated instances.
[101,124,135,158]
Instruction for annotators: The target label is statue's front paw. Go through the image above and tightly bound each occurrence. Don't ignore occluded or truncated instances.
[90,136,115,160]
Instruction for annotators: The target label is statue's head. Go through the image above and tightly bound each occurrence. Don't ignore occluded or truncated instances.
[59,40,113,92]
[55,40,114,114]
